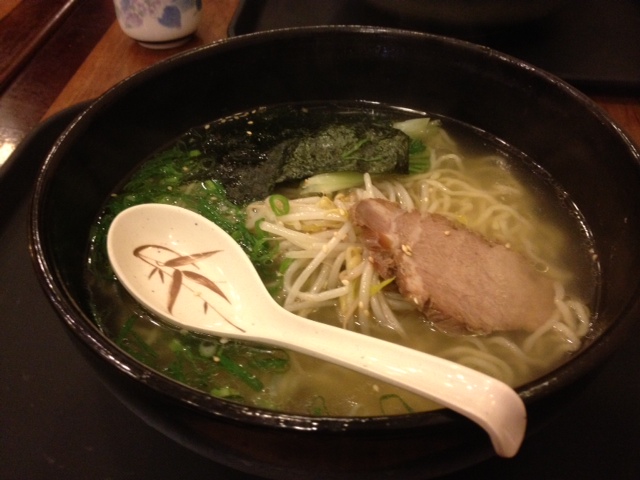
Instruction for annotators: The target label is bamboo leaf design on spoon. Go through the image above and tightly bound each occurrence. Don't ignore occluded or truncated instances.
[168,269,182,314]
[164,251,221,268]
[182,270,230,302]
[131,244,242,331]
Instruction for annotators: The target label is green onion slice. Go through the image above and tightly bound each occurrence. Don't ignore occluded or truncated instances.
[269,194,290,216]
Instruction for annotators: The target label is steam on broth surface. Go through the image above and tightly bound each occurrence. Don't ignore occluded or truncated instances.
[86,102,598,416]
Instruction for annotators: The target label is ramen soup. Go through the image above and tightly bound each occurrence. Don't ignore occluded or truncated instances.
[86,102,598,416]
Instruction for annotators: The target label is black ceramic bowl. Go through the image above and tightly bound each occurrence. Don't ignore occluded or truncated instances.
[30,27,640,479]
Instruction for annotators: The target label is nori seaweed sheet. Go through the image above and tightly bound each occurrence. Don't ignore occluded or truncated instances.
[276,122,409,182]
[183,103,411,204]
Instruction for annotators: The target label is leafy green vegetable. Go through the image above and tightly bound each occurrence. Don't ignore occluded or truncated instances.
[393,117,443,145]
[89,141,277,279]
[215,350,264,391]
[112,315,291,397]
[408,138,430,174]
[300,172,366,196]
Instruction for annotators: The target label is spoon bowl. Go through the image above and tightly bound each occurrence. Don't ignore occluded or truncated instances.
[107,203,526,458]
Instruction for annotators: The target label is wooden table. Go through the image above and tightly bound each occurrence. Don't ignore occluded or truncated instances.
[0,0,239,169]
[1,0,639,172]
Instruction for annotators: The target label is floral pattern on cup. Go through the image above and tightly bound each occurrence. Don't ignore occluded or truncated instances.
[116,0,202,29]
[114,0,203,46]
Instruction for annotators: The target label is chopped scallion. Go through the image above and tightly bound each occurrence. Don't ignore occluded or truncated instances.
[269,194,290,216]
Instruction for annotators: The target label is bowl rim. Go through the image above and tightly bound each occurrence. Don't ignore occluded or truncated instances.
[30,25,640,434]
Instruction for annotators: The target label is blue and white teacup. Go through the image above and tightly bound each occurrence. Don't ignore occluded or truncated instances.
[113,0,203,49]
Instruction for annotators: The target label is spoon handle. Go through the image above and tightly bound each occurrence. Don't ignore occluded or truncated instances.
[262,308,526,458]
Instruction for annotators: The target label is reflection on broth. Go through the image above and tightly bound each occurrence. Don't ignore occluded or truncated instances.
[86,102,598,416]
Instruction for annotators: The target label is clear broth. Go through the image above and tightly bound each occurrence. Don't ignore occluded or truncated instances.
[86,102,598,416]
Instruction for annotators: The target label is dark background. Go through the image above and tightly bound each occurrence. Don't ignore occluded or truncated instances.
[229,0,640,95]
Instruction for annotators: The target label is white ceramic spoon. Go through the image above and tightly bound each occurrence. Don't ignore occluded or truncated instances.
[107,203,526,457]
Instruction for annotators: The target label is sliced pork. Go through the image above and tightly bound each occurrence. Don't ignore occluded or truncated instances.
[351,198,556,334]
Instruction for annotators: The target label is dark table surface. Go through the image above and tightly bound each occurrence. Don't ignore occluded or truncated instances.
[230,0,640,94]
[2,1,640,479]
